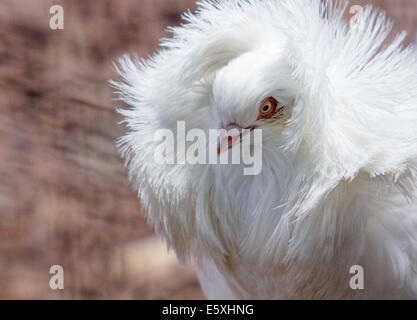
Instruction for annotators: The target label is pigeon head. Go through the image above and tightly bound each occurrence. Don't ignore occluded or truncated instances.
[209,47,299,154]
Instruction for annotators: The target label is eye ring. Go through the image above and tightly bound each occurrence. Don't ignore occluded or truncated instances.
[258,97,278,119]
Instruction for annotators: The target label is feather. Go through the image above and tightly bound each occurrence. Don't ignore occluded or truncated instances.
[112,0,417,299]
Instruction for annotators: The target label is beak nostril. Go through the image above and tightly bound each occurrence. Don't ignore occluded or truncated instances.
[221,122,254,131]
[221,122,241,131]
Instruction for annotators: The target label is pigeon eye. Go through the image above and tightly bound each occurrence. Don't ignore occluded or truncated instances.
[258,97,278,119]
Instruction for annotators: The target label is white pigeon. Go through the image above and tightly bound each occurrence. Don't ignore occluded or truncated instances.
[112,0,417,299]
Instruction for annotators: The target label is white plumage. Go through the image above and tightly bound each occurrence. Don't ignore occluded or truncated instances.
[112,0,417,299]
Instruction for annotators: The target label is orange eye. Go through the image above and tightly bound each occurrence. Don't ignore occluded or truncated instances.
[258,97,278,119]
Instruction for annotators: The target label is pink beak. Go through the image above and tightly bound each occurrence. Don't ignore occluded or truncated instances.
[217,123,253,155]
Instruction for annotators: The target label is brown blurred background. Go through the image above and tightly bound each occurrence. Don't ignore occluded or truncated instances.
[0,0,416,300]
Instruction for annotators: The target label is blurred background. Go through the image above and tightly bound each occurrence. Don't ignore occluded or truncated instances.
[0,0,416,300]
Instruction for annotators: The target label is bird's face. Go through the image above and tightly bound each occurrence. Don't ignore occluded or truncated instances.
[210,48,298,154]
